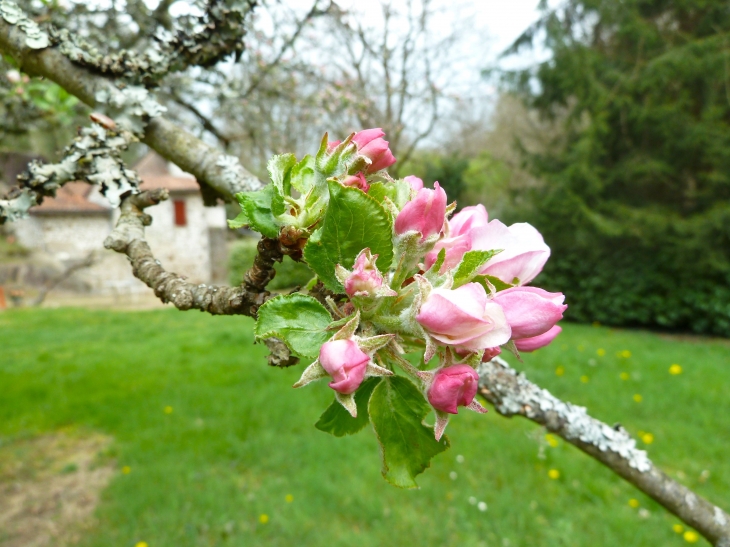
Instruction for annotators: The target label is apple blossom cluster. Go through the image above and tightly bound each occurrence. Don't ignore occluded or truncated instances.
[234,128,566,487]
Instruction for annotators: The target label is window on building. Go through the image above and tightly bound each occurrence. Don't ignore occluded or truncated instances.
[173,199,187,226]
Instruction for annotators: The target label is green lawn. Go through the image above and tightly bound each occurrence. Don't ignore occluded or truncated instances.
[1,308,728,547]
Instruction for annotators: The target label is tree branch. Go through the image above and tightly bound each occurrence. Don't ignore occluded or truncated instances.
[52,0,257,85]
[103,189,297,367]
[169,90,231,148]
[0,12,263,204]
[478,356,730,547]
[105,189,261,316]
[31,251,97,307]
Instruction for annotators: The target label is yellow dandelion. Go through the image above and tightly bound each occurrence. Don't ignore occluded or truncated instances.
[633,394,643,403]
[642,433,654,444]
[548,469,560,480]
[683,530,699,543]
[580,375,589,383]
[669,364,683,375]
[446,491,454,501]
[122,466,131,474]
[545,434,559,448]
[555,366,565,377]
[259,514,269,524]
[135,542,148,547]
[285,494,294,503]
[673,524,684,534]
[620,350,631,359]
[620,372,630,381]
[628,498,640,508]
[164,406,173,414]
[597,348,606,356]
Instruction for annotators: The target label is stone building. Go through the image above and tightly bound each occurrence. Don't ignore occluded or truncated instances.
[7,152,228,294]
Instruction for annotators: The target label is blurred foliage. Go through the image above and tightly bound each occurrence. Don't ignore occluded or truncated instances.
[0,61,88,157]
[398,151,469,204]
[228,238,313,290]
[503,0,730,336]
[0,230,30,263]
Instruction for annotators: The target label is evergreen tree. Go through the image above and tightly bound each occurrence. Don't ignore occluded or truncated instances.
[504,0,730,335]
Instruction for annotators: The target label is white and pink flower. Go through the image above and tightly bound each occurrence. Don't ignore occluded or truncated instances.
[416,282,511,352]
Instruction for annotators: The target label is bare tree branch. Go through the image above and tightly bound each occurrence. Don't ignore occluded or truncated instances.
[0,13,263,206]
[103,188,297,367]
[478,356,730,547]
[31,251,96,307]
[240,0,329,100]
[169,90,231,148]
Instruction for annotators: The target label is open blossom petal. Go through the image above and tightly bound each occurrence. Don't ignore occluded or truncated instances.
[404,175,424,191]
[492,286,567,339]
[470,220,550,285]
[514,325,562,352]
[450,204,489,236]
[423,204,489,272]
[424,232,471,272]
[416,282,511,351]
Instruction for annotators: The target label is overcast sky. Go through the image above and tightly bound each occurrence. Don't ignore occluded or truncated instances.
[330,0,549,63]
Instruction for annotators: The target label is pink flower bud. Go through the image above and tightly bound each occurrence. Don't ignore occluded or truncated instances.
[491,286,567,340]
[514,325,562,352]
[319,339,370,394]
[471,220,550,285]
[427,364,480,414]
[341,172,370,192]
[345,250,384,297]
[395,182,447,240]
[416,282,511,352]
[351,128,396,173]
[404,175,424,191]
[481,346,502,362]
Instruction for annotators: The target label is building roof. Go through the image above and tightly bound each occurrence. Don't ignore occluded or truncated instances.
[32,182,111,215]
[139,174,199,193]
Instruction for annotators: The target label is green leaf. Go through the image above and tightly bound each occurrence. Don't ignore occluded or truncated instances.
[234,186,280,239]
[476,274,514,293]
[254,294,332,357]
[227,210,249,230]
[452,250,502,288]
[290,155,318,193]
[369,376,450,488]
[368,180,412,209]
[267,153,297,195]
[315,378,381,437]
[303,181,394,292]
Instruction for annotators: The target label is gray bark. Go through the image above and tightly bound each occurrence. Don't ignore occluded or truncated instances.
[479,356,730,547]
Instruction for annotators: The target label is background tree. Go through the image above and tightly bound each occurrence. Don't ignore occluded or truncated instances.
[502,0,730,336]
